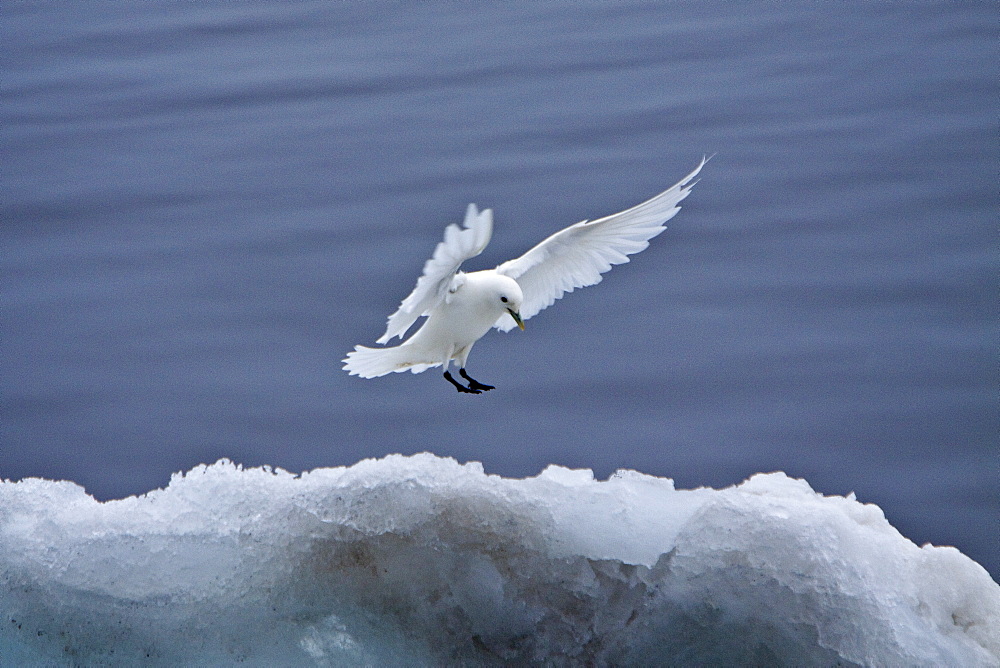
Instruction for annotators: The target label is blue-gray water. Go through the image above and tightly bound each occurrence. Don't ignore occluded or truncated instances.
[2,1,996,579]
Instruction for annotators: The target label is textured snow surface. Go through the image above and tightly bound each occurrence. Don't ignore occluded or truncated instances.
[1,453,997,666]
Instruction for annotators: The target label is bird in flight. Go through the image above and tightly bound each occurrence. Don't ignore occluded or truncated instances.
[343,157,706,394]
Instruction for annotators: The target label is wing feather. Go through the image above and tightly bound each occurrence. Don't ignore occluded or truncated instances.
[377,203,493,343]
[493,158,706,331]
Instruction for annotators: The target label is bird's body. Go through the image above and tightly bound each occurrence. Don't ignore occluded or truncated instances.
[344,271,522,385]
[344,158,706,393]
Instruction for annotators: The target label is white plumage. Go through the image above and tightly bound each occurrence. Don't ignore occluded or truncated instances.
[343,158,706,393]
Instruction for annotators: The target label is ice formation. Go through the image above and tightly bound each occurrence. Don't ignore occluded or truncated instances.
[1,453,997,666]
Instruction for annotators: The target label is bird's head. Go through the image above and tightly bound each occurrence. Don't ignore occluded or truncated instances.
[487,274,525,330]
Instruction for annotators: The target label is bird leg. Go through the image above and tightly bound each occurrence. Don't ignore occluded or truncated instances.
[444,370,481,394]
[459,368,495,392]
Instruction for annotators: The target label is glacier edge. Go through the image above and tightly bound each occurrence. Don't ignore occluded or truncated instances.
[1,452,997,666]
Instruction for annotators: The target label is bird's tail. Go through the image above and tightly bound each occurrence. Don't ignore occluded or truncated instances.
[343,343,440,378]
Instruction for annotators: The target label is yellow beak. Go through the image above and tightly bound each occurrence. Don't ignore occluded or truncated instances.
[507,308,525,331]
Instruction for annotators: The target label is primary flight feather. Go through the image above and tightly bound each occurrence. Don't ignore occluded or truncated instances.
[343,157,706,393]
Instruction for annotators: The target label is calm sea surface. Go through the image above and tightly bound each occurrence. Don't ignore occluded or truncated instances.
[2,1,997,576]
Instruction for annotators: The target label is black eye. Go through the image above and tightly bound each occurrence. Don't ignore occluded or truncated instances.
[500,296,508,303]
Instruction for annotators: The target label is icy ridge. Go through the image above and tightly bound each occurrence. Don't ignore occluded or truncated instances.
[1,453,997,665]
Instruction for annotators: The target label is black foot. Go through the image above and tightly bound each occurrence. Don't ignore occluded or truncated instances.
[460,368,494,392]
[444,371,481,394]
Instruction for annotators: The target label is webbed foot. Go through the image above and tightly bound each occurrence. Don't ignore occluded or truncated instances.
[444,371,482,394]
[460,368,494,392]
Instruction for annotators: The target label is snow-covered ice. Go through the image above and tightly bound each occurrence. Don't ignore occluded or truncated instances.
[1,453,997,665]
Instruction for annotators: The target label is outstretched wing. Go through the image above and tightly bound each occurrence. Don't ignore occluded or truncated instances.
[377,203,493,344]
[492,157,706,331]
